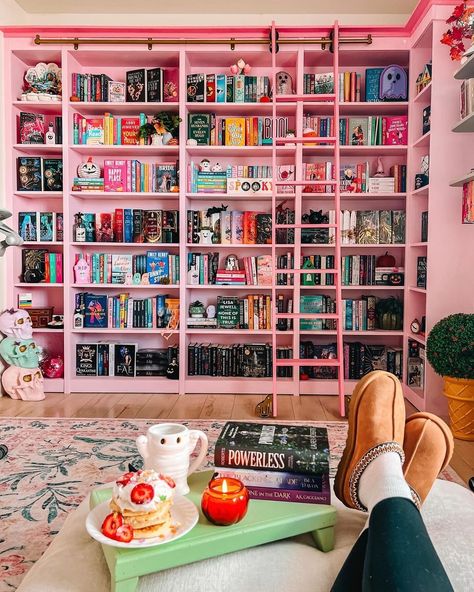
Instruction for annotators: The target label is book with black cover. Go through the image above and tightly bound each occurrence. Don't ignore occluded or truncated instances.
[114,343,137,377]
[75,343,98,376]
[214,421,330,476]
[126,68,146,102]
[17,157,42,191]
[147,67,163,102]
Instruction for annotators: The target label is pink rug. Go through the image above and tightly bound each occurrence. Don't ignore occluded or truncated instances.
[0,417,462,591]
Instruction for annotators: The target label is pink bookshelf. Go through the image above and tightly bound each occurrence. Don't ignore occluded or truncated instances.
[2,1,472,417]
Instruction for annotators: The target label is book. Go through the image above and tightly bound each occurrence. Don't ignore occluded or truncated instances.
[75,344,98,376]
[365,67,383,101]
[241,344,270,377]
[243,486,330,505]
[143,210,162,243]
[84,294,108,328]
[417,256,427,288]
[216,296,240,329]
[188,113,211,145]
[18,212,37,241]
[349,117,368,145]
[163,69,179,102]
[22,248,47,282]
[314,72,334,94]
[120,117,140,145]
[104,160,127,192]
[96,213,114,242]
[385,116,408,145]
[17,157,42,191]
[462,181,474,224]
[108,81,126,102]
[126,68,146,102]
[146,67,163,102]
[113,343,137,377]
[19,112,45,144]
[187,73,205,102]
[146,251,169,284]
[214,422,330,475]
[422,106,431,135]
[224,118,245,146]
[42,158,63,191]
[85,118,104,144]
[156,164,177,193]
[111,254,133,283]
[39,212,54,241]
[214,466,327,491]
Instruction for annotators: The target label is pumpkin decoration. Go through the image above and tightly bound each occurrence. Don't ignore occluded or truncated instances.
[303,127,318,146]
[376,251,396,267]
[376,297,404,331]
[77,156,101,179]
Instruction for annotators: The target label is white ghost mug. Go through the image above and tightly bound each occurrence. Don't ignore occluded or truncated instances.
[136,423,208,495]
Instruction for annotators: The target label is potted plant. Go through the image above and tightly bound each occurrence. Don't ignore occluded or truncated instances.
[426,313,474,440]
[137,112,182,145]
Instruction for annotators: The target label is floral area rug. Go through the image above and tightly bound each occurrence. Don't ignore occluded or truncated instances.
[0,417,462,591]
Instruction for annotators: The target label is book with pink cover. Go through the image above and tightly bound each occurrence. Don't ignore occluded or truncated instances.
[163,69,179,102]
[104,160,127,192]
[384,116,408,145]
[257,255,272,286]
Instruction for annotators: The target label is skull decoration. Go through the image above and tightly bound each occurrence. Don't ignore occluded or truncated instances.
[1,365,45,401]
[275,71,294,95]
[0,309,33,340]
[0,338,41,368]
[379,65,408,100]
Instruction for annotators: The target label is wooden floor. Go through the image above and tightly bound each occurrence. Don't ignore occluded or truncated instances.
[1,392,472,485]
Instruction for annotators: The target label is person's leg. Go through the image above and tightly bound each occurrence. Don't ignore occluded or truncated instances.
[362,497,454,591]
[330,529,367,592]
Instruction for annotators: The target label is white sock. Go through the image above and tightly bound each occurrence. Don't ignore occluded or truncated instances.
[358,451,412,513]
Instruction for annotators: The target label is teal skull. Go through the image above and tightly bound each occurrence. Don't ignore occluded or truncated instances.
[0,337,41,368]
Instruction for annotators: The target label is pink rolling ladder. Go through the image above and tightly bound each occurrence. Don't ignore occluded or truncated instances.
[270,22,345,418]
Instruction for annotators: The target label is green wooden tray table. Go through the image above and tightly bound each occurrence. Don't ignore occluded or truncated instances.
[90,470,337,592]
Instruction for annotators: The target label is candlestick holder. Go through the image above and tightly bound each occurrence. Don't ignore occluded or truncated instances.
[201,476,249,526]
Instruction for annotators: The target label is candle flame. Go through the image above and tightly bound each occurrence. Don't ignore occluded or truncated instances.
[222,479,228,494]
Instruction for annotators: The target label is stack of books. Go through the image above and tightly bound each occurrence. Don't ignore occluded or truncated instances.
[215,268,247,285]
[214,422,330,505]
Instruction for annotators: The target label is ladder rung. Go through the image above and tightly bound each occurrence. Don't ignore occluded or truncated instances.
[274,223,337,229]
[275,137,336,144]
[275,358,341,367]
[275,94,335,103]
[276,313,339,320]
[275,180,336,186]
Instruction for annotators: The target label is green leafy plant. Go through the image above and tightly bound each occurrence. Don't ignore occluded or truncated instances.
[426,313,474,379]
[137,112,182,140]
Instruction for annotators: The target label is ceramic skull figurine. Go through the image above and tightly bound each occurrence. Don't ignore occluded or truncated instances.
[0,309,33,340]
[0,338,41,368]
[1,365,45,401]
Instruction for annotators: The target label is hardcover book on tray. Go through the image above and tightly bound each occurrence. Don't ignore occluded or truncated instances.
[214,422,330,476]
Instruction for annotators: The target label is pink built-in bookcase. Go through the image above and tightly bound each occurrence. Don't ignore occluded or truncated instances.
[1,0,472,416]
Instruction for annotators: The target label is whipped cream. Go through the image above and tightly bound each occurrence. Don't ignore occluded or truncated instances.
[113,470,174,513]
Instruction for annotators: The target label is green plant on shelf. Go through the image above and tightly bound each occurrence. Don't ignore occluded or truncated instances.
[376,297,403,330]
[426,313,474,379]
[137,112,182,145]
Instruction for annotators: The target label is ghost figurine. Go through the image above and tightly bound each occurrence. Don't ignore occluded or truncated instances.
[0,309,34,341]
[0,209,23,257]
[211,162,223,172]
[276,71,294,95]
[0,338,41,368]
[379,65,407,100]
[198,227,214,245]
[1,365,45,401]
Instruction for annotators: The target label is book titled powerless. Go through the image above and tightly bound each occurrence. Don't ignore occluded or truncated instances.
[214,421,330,475]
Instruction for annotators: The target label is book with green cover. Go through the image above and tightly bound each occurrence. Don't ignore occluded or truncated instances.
[188,113,211,145]
[214,421,330,475]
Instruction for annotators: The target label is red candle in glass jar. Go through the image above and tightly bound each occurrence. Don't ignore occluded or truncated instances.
[201,477,250,526]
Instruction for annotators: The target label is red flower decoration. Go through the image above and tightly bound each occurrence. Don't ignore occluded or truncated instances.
[441,2,474,60]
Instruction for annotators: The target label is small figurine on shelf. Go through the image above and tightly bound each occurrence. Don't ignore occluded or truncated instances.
[275,71,294,95]
[45,122,56,145]
[199,159,211,172]
[211,162,223,172]
[230,58,251,75]
[198,227,214,244]
[379,65,408,100]
[189,301,206,319]
[373,156,385,177]
[225,254,239,271]
[77,157,101,179]
[206,304,216,320]
[166,357,179,380]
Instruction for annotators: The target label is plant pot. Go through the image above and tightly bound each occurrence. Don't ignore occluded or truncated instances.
[151,134,163,145]
[443,376,474,441]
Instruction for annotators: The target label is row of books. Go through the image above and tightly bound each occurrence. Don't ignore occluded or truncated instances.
[186,253,272,286]
[74,292,179,329]
[18,211,63,242]
[341,255,402,287]
[73,252,180,286]
[187,113,288,146]
[462,181,474,225]
[341,297,377,331]
[72,113,149,145]
[340,209,406,244]
[76,343,179,377]
[188,294,274,331]
[71,68,178,103]
[301,115,408,146]
[73,160,179,193]
[21,249,63,283]
[187,73,271,103]
[299,295,337,331]
[187,210,271,245]
[18,112,62,145]
[17,157,63,192]
[460,79,474,121]
[407,339,425,389]
[301,255,335,286]
[276,347,294,377]
[73,209,179,244]
[187,342,273,377]
[214,422,330,505]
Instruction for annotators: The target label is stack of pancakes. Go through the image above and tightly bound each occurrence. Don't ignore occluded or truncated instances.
[110,470,177,540]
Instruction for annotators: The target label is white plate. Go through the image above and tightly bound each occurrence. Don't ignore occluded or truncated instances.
[86,496,199,549]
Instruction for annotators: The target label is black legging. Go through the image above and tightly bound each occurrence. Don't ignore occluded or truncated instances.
[331,497,454,591]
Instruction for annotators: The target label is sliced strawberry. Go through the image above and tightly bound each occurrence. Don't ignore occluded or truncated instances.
[159,474,176,489]
[114,524,134,543]
[116,472,135,487]
[130,483,154,505]
[101,512,123,539]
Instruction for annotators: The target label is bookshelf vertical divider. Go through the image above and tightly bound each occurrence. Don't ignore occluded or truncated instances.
[2,5,470,417]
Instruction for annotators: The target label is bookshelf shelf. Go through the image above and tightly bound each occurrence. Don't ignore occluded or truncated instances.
[454,51,474,80]
[412,130,431,148]
[449,171,474,187]
[408,333,426,346]
[409,286,427,294]
[14,144,63,153]
[3,11,468,414]
[22,241,63,246]
[413,81,432,103]
[452,111,474,133]
[34,328,64,333]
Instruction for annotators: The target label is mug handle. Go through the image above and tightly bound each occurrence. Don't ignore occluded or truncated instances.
[187,430,209,476]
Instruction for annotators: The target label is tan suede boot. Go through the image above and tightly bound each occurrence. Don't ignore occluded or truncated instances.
[334,370,406,511]
[403,412,454,507]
